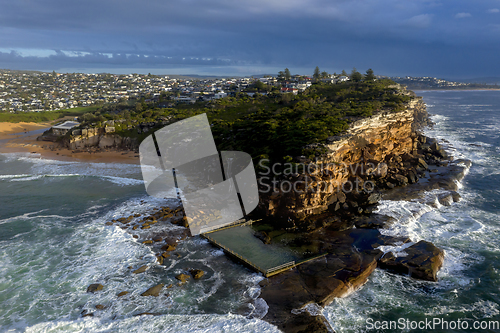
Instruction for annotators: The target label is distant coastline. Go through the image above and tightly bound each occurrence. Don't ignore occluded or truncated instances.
[0,121,139,164]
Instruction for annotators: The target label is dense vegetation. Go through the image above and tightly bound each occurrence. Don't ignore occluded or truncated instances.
[0,106,99,123]
[79,79,411,163]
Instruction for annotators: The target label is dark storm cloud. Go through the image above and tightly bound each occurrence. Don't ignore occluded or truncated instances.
[1,0,500,77]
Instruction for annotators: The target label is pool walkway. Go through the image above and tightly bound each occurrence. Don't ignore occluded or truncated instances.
[201,220,327,277]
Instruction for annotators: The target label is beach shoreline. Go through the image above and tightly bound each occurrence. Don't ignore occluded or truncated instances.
[0,121,140,165]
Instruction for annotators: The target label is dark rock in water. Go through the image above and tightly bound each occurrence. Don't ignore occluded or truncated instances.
[153,236,163,242]
[133,265,148,274]
[254,231,271,244]
[95,304,105,310]
[407,169,418,184]
[434,148,448,159]
[175,273,190,283]
[353,214,395,229]
[189,269,205,279]
[117,291,129,297]
[430,142,440,151]
[87,284,103,293]
[438,193,453,206]
[378,240,444,282]
[82,313,94,317]
[161,244,176,251]
[451,191,461,202]
[385,181,395,189]
[157,256,164,265]
[141,283,164,296]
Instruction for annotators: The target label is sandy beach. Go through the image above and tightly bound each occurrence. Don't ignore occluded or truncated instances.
[0,121,140,164]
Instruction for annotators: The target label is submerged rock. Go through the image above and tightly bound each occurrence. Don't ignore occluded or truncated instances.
[133,265,148,274]
[141,283,164,297]
[86,284,103,293]
[189,269,205,280]
[175,273,190,283]
[117,291,129,297]
[378,240,444,282]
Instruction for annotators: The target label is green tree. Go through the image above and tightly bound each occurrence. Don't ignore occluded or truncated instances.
[284,68,291,80]
[350,67,363,82]
[365,68,375,81]
[254,80,266,90]
[313,66,321,81]
[321,71,329,79]
[341,69,348,77]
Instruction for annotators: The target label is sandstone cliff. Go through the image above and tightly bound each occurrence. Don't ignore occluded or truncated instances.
[257,91,430,226]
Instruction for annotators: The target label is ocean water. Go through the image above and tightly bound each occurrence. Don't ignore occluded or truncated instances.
[0,156,278,332]
[2,90,500,333]
[325,90,500,332]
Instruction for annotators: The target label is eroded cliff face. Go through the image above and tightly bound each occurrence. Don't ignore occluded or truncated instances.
[257,95,429,224]
[67,127,136,150]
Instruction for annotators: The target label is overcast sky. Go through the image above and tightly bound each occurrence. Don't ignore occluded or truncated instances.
[1,0,499,78]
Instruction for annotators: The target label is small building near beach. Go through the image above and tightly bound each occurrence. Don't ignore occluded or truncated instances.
[51,121,80,136]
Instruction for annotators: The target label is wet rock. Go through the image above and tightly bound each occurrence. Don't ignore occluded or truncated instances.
[353,214,395,229]
[407,169,418,184]
[161,244,176,251]
[416,157,428,170]
[117,291,129,297]
[142,240,153,245]
[133,235,139,239]
[189,269,205,279]
[87,283,103,293]
[451,191,461,202]
[153,236,163,242]
[133,265,148,274]
[141,283,164,297]
[438,193,453,206]
[175,273,190,283]
[378,240,444,282]
[157,256,164,265]
[82,313,94,317]
[105,222,113,226]
[392,174,408,186]
[95,304,105,310]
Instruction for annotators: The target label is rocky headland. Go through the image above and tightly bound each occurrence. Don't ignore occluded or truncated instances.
[81,85,469,332]
[251,90,470,332]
